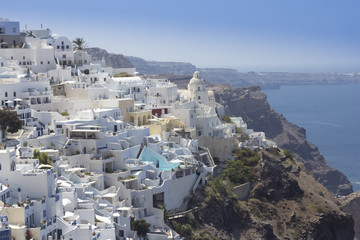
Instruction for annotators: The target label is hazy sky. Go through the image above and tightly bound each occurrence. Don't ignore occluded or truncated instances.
[2,0,360,72]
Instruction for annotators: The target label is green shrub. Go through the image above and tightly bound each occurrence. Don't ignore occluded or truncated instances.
[187,213,197,227]
[33,149,52,165]
[222,148,259,185]
[268,147,279,156]
[114,72,134,78]
[221,114,232,123]
[204,178,225,203]
[131,219,151,238]
[180,224,192,237]
[283,149,295,163]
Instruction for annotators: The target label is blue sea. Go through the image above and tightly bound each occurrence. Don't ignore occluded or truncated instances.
[264,84,360,191]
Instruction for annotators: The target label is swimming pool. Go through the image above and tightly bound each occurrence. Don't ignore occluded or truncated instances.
[140,147,180,171]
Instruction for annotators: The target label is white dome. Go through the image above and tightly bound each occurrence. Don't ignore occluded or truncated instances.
[189,71,203,85]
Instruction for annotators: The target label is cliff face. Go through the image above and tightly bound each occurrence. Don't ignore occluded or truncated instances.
[200,69,360,89]
[211,85,353,196]
[85,48,134,68]
[340,192,360,240]
[126,56,196,75]
[169,150,354,239]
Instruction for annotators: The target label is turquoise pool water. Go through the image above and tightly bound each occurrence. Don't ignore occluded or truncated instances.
[140,147,180,171]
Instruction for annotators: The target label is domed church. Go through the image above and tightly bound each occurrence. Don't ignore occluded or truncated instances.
[188,71,211,106]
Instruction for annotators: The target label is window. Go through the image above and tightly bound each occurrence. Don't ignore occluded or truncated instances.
[12,27,16,33]
[23,61,26,65]
[198,86,200,91]
[19,62,21,65]
[66,45,69,49]
[40,61,43,65]
[84,60,87,64]
[57,46,59,49]
[62,54,66,58]
[5,92,7,97]
[13,92,16,97]
[48,61,50,64]
[0,163,1,170]
[23,56,25,60]
[1,63,3,67]
[198,96,201,100]
[11,56,13,60]
[61,41,64,45]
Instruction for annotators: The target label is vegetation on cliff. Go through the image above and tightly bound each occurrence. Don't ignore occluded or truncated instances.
[168,148,354,240]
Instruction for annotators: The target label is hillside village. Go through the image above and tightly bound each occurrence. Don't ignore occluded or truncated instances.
[0,18,277,240]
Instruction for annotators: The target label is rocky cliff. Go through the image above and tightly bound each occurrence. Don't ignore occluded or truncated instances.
[126,56,196,75]
[85,48,134,68]
[210,85,353,196]
[169,150,354,239]
[199,69,360,89]
[340,191,360,239]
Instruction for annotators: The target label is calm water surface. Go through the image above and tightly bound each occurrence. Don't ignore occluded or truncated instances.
[264,84,360,191]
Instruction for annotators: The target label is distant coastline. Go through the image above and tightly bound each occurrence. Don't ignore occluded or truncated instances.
[87,48,360,89]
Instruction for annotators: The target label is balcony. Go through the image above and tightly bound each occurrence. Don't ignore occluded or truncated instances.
[28,91,51,96]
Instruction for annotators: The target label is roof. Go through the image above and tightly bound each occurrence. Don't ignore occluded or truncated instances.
[189,71,203,85]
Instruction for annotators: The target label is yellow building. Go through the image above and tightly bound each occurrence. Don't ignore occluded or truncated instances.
[129,110,152,126]
[144,116,194,139]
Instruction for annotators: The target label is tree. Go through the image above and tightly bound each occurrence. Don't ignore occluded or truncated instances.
[131,219,151,239]
[72,37,88,51]
[33,149,52,165]
[0,109,22,140]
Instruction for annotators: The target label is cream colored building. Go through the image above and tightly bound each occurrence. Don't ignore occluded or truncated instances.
[129,110,152,126]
